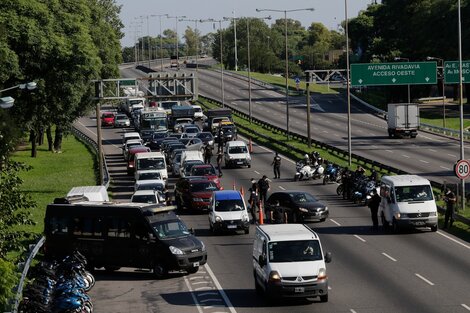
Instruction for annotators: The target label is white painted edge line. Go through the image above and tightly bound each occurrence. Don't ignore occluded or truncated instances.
[386,149,393,153]
[204,263,237,313]
[353,235,366,242]
[254,170,260,175]
[278,186,286,190]
[415,273,435,286]
[381,252,397,262]
[440,166,451,170]
[447,154,457,158]
[192,281,211,285]
[462,304,470,311]
[330,219,341,226]
[184,275,205,313]
[189,276,205,280]
[436,231,470,250]
[428,149,437,152]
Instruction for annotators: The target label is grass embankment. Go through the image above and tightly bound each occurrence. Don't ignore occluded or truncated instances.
[11,134,97,236]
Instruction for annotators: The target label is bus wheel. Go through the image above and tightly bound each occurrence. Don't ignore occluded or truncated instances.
[154,263,168,279]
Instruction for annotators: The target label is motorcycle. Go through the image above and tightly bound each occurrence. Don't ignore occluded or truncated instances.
[294,161,324,181]
[323,163,340,185]
[351,178,377,205]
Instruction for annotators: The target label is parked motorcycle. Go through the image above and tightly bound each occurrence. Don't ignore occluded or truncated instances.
[323,163,340,185]
[294,161,324,181]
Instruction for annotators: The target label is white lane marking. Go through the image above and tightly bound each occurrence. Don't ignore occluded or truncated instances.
[419,160,430,164]
[195,286,214,291]
[415,273,435,286]
[330,219,341,226]
[278,186,286,190]
[328,286,332,290]
[371,145,378,148]
[198,292,219,297]
[254,170,260,175]
[382,252,397,262]
[440,166,451,170]
[369,133,375,136]
[350,309,358,313]
[184,276,205,313]
[189,276,204,280]
[436,231,470,249]
[462,304,470,311]
[199,298,223,303]
[429,149,437,153]
[204,263,237,313]
[193,281,211,285]
[386,150,393,153]
[322,130,329,133]
[402,155,410,158]
[354,235,366,242]
[335,133,341,137]
[448,154,457,158]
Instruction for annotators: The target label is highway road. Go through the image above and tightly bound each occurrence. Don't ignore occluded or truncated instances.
[75,109,470,313]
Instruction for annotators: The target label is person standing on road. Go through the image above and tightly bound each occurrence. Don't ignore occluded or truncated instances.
[258,175,270,205]
[204,144,213,164]
[248,186,259,224]
[216,148,223,177]
[443,188,456,229]
[270,201,288,224]
[271,152,281,179]
[368,189,381,231]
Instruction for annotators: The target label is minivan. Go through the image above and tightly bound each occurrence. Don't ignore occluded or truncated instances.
[253,224,332,302]
[209,190,250,234]
[379,175,438,232]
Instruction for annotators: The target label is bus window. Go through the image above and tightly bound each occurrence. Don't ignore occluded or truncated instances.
[50,217,69,235]
[107,217,131,238]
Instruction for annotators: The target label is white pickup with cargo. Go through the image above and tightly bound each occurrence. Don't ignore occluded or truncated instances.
[379,175,438,232]
[387,103,419,138]
[67,186,109,202]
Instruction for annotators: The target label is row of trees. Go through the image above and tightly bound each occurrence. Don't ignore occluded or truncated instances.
[0,0,123,309]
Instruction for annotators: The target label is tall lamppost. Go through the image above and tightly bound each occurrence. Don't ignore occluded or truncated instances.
[151,14,168,71]
[200,18,227,107]
[134,17,145,64]
[394,56,411,103]
[0,82,37,109]
[345,0,352,165]
[179,18,200,72]
[167,15,187,67]
[458,0,465,210]
[256,7,315,139]
[246,16,271,123]
[223,15,238,71]
[426,56,446,128]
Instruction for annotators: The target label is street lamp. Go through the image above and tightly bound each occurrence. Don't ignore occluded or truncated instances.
[256,7,315,139]
[0,82,37,109]
[427,56,446,128]
[345,0,352,165]
[458,0,465,210]
[151,14,168,71]
[134,17,145,64]
[140,15,152,68]
[200,18,227,107]
[394,56,411,103]
[246,16,271,123]
[167,15,187,67]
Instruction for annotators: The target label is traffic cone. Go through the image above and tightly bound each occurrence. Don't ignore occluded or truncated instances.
[259,201,264,225]
[240,186,245,197]
[233,181,236,190]
[249,138,253,153]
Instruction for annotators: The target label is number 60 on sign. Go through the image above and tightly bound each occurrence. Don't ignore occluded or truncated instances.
[454,159,470,179]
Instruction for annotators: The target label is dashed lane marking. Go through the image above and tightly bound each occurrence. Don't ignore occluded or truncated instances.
[254,170,260,175]
[419,160,430,164]
[330,219,341,226]
[440,166,451,170]
[415,273,434,286]
[354,235,366,242]
[278,186,286,190]
[402,155,410,158]
[382,252,397,262]
[462,304,470,311]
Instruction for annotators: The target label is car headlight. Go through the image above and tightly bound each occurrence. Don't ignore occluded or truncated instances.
[299,207,309,213]
[247,155,251,161]
[268,271,281,283]
[241,213,249,222]
[193,198,204,202]
[208,140,214,145]
[429,212,437,216]
[169,246,184,255]
[394,212,401,219]
[318,268,327,280]
[215,215,222,222]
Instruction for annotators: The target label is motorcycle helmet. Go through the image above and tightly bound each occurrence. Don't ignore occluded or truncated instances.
[304,154,309,159]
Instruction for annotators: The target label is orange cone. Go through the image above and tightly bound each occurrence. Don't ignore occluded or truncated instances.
[259,201,264,225]
[249,138,253,153]
[240,186,245,197]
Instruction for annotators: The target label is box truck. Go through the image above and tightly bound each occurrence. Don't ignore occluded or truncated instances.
[387,103,419,138]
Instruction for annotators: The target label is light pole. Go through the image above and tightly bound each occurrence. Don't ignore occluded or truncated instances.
[345,0,352,166]
[0,82,37,109]
[427,56,446,128]
[134,17,145,64]
[458,0,465,210]
[179,18,200,72]
[267,35,271,74]
[200,18,227,107]
[167,15,187,67]
[151,14,168,71]
[256,7,315,139]
[394,56,411,103]
[246,16,271,123]
[223,14,239,71]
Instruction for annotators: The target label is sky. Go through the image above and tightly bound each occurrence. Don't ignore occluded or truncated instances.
[116,0,376,48]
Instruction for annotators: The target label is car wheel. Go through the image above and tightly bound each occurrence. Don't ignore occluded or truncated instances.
[320,294,328,303]
[248,164,251,168]
[430,224,438,232]
[320,218,326,222]
[153,262,168,279]
[244,227,250,234]
[392,218,399,234]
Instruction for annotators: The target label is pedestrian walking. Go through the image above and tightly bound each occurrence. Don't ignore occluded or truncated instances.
[443,188,456,229]
[271,152,281,179]
[216,148,223,177]
[248,187,259,224]
[258,175,270,204]
[368,189,381,230]
[204,144,213,164]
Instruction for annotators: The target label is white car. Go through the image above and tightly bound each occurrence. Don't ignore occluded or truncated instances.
[209,190,250,234]
[123,139,144,160]
[192,105,204,120]
[135,170,163,182]
[134,179,166,192]
[114,114,131,127]
[131,189,164,204]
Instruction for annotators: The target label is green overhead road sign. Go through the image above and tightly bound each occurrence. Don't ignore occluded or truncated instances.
[444,61,470,84]
[350,62,437,87]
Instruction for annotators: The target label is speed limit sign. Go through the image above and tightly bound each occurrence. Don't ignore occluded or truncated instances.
[454,159,470,179]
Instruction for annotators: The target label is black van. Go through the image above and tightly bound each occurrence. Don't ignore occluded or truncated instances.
[44,199,207,278]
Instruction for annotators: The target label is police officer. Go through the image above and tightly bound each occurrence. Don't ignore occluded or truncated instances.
[248,187,259,224]
[203,144,213,164]
[341,167,351,200]
[443,188,456,229]
[271,152,281,179]
[368,189,381,230]
[270,200,288,224]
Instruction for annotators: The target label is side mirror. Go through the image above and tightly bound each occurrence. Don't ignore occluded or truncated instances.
[189,228,195,235]
[324,252,332,263]
[259,254,267,267]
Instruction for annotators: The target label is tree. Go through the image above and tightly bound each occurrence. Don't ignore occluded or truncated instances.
[0,258,17,311]
[183,26,200,57]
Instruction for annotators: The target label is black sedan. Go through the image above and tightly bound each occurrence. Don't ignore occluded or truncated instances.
[265,191,329,223]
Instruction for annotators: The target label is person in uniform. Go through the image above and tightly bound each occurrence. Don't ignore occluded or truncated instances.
[271,152,281,179]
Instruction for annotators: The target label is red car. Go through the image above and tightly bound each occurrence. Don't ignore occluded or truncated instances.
[174,178,220,211]
[190,164,222,189]
[127,146,151,175]
[101,112,115,127]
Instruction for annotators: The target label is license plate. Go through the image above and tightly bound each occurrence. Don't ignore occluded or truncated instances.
[237,161,243,165]
[413,221,425,226]
[193,262,199,267]
[227,225,237,229]
[294,287,305,293]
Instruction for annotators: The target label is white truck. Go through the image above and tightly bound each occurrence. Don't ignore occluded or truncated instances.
[387,103,419,138]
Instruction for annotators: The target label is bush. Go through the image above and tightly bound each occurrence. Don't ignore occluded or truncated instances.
[0,258,18,311]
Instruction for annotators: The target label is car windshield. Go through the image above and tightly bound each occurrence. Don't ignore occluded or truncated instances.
[102,113,113,118]
[215,199,244,212]
[137,183,164,191]
[151,220,190,239]
[116,115,127,120]
[152,132,168,139]
[268,240,322,263]
[132,195,157,204]
[290,192,318,204]
[137,158,165,170]
[228,146,247,154]
[138,172,162,180]
[161,102,178,110]
[394,185,433,202]
[190,182,218,192]
[197,133,213,140]
[192,167,216,176]
[185,127,199,133]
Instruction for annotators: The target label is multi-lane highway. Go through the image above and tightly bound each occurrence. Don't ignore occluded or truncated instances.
[75,99,470,312]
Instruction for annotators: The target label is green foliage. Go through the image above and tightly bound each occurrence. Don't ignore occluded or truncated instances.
[0,258,18,311]
[0,161,37,258]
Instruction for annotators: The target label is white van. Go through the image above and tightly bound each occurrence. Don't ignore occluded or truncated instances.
[379,175,438,232]
[192,105,204,120]
[181,150,204,165]
[134,152,167,181]
[67,186,109,202]
[209,190,250,234]
[253,224,331,302]
[224,140,251,168]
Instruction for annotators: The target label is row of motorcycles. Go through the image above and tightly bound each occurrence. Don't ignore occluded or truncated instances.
[293,151,378,205]
[19,251,94,313]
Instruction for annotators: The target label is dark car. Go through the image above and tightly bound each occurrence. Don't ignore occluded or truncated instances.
[265,191,329,223]
[190,164,221,189]
[215,124,237,142]
[195,132,214,147]
[148,132,169,151]
[140,129,156,143]
[174,178,219,211]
